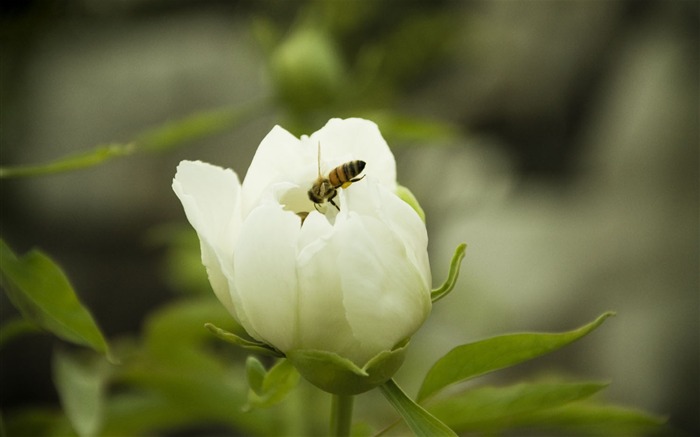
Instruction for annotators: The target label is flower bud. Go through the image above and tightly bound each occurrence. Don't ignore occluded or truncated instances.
[269,28,344,111]
[173,118,431,393]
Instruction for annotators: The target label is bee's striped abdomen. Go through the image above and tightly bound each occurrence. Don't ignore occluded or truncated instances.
[329,160,366,188]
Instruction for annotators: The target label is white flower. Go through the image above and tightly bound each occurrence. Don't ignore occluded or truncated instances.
[172,118,431,367]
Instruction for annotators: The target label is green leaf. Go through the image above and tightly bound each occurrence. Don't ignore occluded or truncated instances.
[114,305,277,436]
[133,102,267,152]
[0,240,109,355]
[0,317,40,349]
[204,322,284,357]
[430,243,466,303]
[417,312,615,402]
[511,402,667,435]
[0,100,268,178]
[246,356,267,396]
[244,359,300,411]
[379,379,457,437]
[428,381,609,432]
[140,296,240,357]
[53,349,109,437]
[0,144,134,178]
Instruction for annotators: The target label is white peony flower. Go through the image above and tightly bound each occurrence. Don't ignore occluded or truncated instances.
[172,118,431,369]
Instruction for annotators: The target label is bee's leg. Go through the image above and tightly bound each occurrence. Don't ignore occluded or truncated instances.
[314,203,322,212]
[328,191,340,211]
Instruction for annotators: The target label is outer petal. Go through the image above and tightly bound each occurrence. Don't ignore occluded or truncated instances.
[334,213,431,365]
[233,203,301,352]
[308,118,397,191]
[294,212,360,358]
[172,161,241,315]
[343,179,431,292]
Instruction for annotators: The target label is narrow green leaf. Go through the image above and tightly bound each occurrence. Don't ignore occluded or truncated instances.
[430,243,467,303]
[53,349,109,437]
[0,240,109,355]
[246,356,267,396]
[417,312,615,402]
[379,379,457,437]
[204,322,283,357]
[0,317,40,349]
[133,102,266,152]
[0,144,134,178]
[428,381,609,432]
[0,100,268,178]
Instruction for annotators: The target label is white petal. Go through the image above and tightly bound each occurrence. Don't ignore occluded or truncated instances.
[295,229,360,359]
[335,214,432,365]
[233,204,301,352]
[308,118,397,191]
[342,178,431,292]
[241,126,310,216]
[172,160,241,314]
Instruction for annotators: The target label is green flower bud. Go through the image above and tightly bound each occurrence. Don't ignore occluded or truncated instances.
[269,28,344,111]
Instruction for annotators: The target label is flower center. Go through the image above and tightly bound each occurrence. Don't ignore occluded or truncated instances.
[278,185,340,224]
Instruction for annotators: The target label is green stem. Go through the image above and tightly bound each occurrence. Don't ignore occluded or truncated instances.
[330,394,354,437]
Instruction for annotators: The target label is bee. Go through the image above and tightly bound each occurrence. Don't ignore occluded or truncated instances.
[308,142,366,211]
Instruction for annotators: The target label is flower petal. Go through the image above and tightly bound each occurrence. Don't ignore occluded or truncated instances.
[233,203,301,352]
[172,160,241,314]
[343,178,431,292]
[308,118,397,191]
[295,228,360,360]
[241,126,309,216]
[335,214,432,365]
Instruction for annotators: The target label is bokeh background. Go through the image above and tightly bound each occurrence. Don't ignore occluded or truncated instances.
[1,0,698,435]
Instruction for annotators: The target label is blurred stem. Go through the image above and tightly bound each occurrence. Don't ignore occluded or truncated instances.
[0,98,272,178]
[330,394,354,437]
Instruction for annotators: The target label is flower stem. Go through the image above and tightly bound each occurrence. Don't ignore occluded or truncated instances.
[330,394,354,437]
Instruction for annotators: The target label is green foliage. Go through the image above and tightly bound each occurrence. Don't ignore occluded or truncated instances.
[147,225,211,295]
[105,297,280,436]
[0,144,134,178]
[512,402,667,435]
[427,380,608,432]
[244,358,300,411]
[287,340,408,396]
[205,322,284,357]
[0,102,266,178]
[417,312,615,402]
[269,27,344,112]
[379,379,456,437]
[53,349,109,437]
[430,243,467,303]
[0,240,109,356]
[0,317,39,349]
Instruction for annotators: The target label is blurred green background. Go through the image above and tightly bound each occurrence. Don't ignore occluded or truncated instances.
[1,0,697,435]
